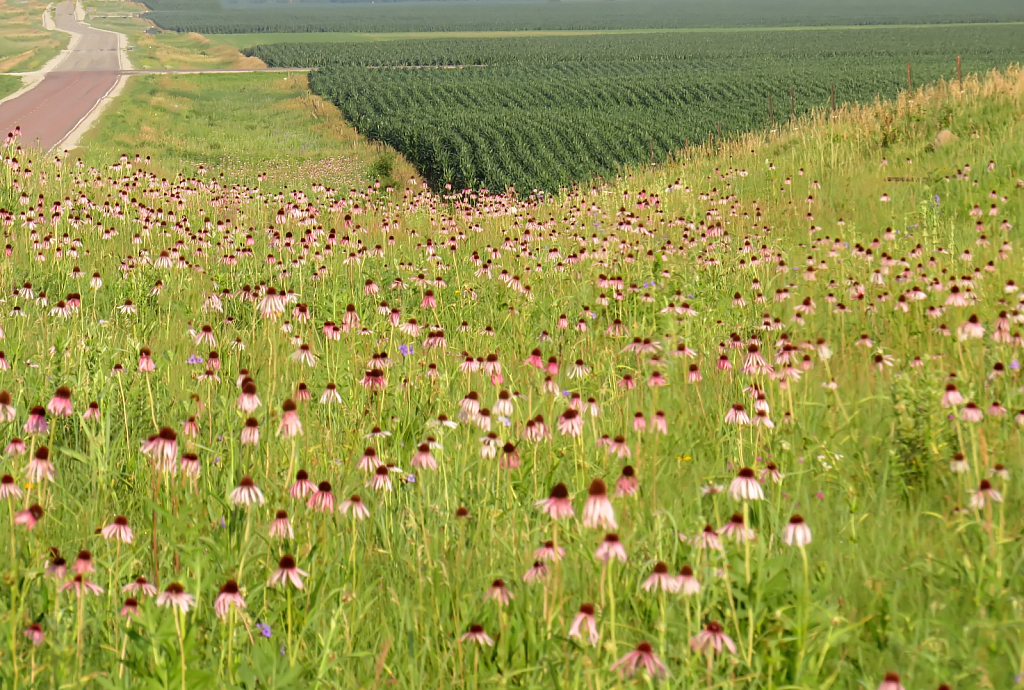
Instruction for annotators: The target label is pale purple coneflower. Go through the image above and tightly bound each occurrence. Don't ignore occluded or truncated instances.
[582,479,617,529]
[557,408,584,437]
[240,417,259,446]
[595,533,628,563]
[182,416,198,438]
[72,550,94,575]
[320,383,342,405]
[969,480,1003,510]
[367,465,392,491]
[237,382,261,413]
[724,403,750,425]
[783,514,812,547]
[341,494,370,520]
[0,474,22,499]
[268,555,308,589]
[230,476,266,506]
[615,465,638,497]
[610,641,667,679]
[940,384,963,408]
[720,513,755,542]
[485,579,513,605]
[83,401,101,421]
[60,574,105,597]
[269,510,294,538]
[23,406,47,434]
[180,452,200,478]
[534,540,565,562]
[138,347,155,372]
[24,446,54,483]
[690,621,736,656]
[0,391,15,422]
[23,623,44,647]
[728,467,764,501]
[568,603,599,646]
[277,399,302,438]
[877,672,905,690]
[156,583,194,612]
[989,464,1009,480]
[691,524,724,551]
[357,447,381,471]
[411,443,437,470]
[289,469,316,498]
[535,483,574,520]
[46,551,66,579]
[677,565,701,595]
[307,481,336,512]
[120,597,140,618]
[214,580,247,620]
[101,516,134,544]
[642,561,681,593]
[460,624,494,646]
[123,576,158,598]
[759,461,784,484]
[522,561,549,583]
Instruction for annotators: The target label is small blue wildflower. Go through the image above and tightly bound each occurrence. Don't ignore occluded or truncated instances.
[498,415,512,427]
[398,344,413,357]
[933,194,941,206]
[219,517,226,529]
[258,623,271,638]
[280,645,287,657]
[1011,359,1020,370]
[561,390,571,397]
[214,456,221,464]
[405,474,416,483]
[186,354,203,365]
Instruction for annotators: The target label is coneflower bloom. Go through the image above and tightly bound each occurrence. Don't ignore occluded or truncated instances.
[677,565,701,595]
[240,417,260,446]
[23,623,44,647]
[138,348,155,372]
[357,447,381,471]
[156,583,195,612]
[147,427,178,467]
[120,598,140,618]
[308,482,336,512]
[568,603,600,646]
[460,624,494,646]
[691,524,724,551]
[101,516,134,544]
[877,673,905,690]
[724,404,750,425]
[728,467,764,501]
[522,561,549,583]
[0,474,22,500]
[720,513,755,542]
[960,402,983,423]
[557,409,584,436]
[607,435,630,458]
[759,462,784,484]
[583,479,617,529]
[320,383,342,405]
[783,515,812,546]
[181,416,198,438]
[47,386,73,416]
[23,406,47,434]
[500,443,521,470]
[411,443,437,470]
[237,383,261,413]
[969,480,1003,510]
[269,510,294,538]
[294,383,311,402]
[73,550,94,574]
[277,399,302,438]
[642,562,680,593]
[610,641,667,679]
[940,384,963,407]
[123,577,158,598]
[60,575,104,597]
[0,391,14,422]
[595,533,628,563]
[24,446,54,483]
[485,579,513,605]
[534,540,565,562]
[214,580,247,620]
[535,483,574,520]
[341,494,370,520]
[990,464,1010,480]
[290,469,316,498]
[230,476,265,506]
[690,621,737,656]
[268,555,308,589]
[367,465,392,491]
[615,465,638,497]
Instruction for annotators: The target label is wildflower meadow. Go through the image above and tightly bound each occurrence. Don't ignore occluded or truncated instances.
[0,68,1020,689]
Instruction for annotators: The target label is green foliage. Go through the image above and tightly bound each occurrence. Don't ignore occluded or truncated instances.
[141,0,1024,35]
[247,27,1024,191]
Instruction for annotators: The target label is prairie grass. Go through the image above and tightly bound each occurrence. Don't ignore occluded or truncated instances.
[0,66,1020,690]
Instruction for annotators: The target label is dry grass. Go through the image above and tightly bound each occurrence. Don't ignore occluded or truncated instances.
[0,0,69,73]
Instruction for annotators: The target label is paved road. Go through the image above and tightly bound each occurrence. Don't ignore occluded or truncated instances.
[0,1,122,150]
